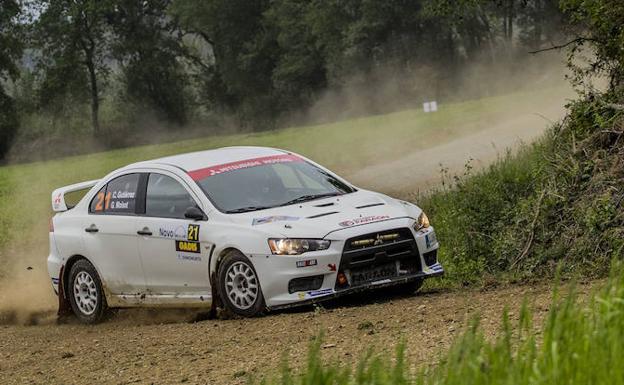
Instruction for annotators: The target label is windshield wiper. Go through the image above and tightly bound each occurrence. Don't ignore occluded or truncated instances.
[226,206,272,214]
[278,192,342,207]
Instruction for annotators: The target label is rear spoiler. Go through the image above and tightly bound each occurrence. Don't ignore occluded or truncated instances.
[51,179,100,212]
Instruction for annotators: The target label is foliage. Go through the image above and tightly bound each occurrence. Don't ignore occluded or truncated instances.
[3,0,572,158]
[560,0,624,90]
[34,0,113,134]
[416,0,624,285]
[420,93,624,285]
[0,0,22,161]
[256,266,624,384]
[111,0,192,126]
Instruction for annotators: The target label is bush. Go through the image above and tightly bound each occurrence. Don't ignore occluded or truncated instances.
[418,94,624,286]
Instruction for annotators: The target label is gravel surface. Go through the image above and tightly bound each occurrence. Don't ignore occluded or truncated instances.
[0,281,595,385]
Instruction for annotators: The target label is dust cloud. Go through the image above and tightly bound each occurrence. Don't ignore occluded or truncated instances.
[0,49,574,325]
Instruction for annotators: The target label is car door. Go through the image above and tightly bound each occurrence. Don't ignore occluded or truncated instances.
[136,172,210,296]
[81,173,145,295]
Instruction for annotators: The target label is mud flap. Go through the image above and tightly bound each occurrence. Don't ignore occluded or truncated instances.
[56,266,72,323]
[208,271,220,319]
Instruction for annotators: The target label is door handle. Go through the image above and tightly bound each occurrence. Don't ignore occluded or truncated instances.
[85,225,99,233]
[137,227,152,236]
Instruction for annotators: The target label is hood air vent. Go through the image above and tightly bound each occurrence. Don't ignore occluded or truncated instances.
[314,202,335,207]
[307,211,339,219]
[356,203,385,209]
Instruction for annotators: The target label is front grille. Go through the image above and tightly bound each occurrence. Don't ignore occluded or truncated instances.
[336,228,421,290]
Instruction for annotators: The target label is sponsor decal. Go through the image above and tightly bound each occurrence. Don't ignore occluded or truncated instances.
[328,263,337,272]
[296,259,318,268]
[307,288,333,298]
[187,224,200,242]
[351,233,399,248]
[252,215,300,226]
[298,292,306,299]
[159,225,187,240]
[51,277,60,285]
[176,240,200,253]
[188,154,304,181]
[178,254,202,262]
[53,193,62,208]
[338,215,391,227]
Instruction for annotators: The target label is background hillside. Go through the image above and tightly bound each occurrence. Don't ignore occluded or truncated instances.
[1,0,569,162]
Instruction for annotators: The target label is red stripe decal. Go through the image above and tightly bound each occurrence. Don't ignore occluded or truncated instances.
[188,154,303,181]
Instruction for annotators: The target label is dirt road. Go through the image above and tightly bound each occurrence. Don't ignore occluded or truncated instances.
[0,282,593,385]
[346,104,566,195]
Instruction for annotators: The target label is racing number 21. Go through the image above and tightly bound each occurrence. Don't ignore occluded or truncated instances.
[94,191,111,211]
[187,224,200,241]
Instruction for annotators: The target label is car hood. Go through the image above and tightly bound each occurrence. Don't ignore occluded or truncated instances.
[225,190,421,239]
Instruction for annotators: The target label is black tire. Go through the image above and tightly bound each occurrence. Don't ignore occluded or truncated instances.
[68,259,109,324]
[217,251,266,317]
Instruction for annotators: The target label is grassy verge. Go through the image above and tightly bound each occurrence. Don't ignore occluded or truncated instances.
[257,266,624,385]
[420,95,624,286]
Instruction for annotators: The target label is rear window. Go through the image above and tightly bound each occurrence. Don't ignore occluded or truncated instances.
[89,174,140,214]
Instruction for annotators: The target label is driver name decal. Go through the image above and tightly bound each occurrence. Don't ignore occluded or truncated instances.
[188,154,303,180]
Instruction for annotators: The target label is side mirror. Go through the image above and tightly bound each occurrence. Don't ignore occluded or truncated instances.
[184,206,207,221]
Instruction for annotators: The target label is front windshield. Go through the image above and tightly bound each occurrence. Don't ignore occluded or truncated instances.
[194,156,356,213]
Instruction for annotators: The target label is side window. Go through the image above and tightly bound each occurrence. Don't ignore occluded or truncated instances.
[89,174,140,215]
[146,174,197,219]
[89,185,108,213]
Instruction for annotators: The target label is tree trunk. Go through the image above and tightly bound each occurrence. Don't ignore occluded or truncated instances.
[86,57,100,135]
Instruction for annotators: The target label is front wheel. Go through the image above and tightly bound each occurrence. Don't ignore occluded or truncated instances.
[68,259,109,324]
[218,251,266,317]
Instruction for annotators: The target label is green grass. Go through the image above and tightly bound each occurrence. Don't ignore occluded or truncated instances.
[0,89,560,272]
[256,266,624,385]
[419,94,624,286]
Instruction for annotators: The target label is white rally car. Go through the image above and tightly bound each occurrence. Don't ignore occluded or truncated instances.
[48,147,443,323]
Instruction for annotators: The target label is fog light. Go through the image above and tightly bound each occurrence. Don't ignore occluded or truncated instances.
[337,272,348,286]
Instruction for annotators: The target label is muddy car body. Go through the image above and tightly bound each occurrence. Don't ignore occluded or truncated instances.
[48,146,443,323]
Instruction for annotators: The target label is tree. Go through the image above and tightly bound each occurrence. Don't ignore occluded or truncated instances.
[0,0,22,160]
[560,0,624,91]
[172,0,278,125]
[111,0,192,126]
[34,0,111,134]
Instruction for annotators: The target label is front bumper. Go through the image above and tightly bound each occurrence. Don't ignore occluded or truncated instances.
[251,218,443,309]
[268,264,443,311]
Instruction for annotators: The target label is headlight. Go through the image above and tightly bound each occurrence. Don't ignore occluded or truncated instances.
[268,238,331,255]
[414,212,430,231]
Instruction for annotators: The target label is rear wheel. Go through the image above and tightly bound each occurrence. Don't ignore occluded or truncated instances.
[218,251,265,317]
[68,259,108,324]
